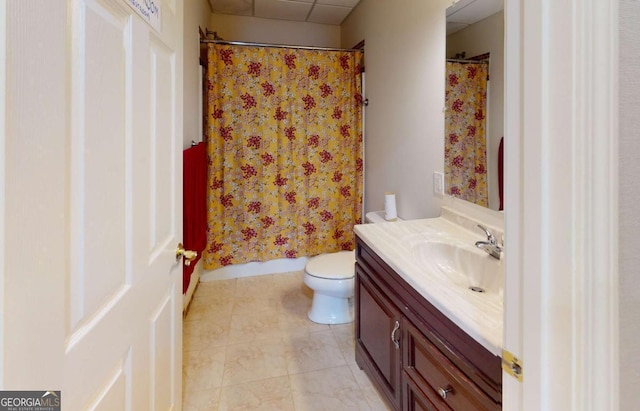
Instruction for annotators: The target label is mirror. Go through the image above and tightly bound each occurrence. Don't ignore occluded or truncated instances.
[445,0,504,211]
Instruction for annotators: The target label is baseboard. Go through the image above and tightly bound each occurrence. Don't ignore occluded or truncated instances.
[183,261,202,313]
[199,256,309,281]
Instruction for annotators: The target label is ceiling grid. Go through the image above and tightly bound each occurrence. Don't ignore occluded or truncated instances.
[209,0,361,25]
[208,0,504,33]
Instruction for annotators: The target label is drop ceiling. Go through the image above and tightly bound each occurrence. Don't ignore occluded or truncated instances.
[208,0,362,25]
[446,0,504,35]
[208,0,503,32]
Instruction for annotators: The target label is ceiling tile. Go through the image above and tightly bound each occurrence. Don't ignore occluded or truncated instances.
[316,0,360,7]
[446,22,470,35]
[446,0,475,17]
[209,0,253,16]
[447,0,503,24]
[307,3,352,25]
[254,0,313,21]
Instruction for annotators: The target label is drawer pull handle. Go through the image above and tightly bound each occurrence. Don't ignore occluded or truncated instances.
[391,320,400,349]
[437,386,453,400]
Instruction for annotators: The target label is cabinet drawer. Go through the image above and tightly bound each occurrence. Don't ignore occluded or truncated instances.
[403,370,453,411]
[404,321,500,411]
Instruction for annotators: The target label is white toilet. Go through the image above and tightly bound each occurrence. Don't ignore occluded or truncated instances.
[303,250,356,324]
[303,211,400,324]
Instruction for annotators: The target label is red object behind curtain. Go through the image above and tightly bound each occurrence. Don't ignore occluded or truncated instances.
[183,142,207,293]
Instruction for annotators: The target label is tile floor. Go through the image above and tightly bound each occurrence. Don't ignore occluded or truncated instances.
[182,270,392,411]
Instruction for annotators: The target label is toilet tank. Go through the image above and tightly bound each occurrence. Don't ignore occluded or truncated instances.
[365,211,403,224]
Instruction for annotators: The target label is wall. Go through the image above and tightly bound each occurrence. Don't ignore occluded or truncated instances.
[341,0,450,219]
[183,0,211,148]
[619,0,640,409]
[445,11,504,211]
[210,14,340,48]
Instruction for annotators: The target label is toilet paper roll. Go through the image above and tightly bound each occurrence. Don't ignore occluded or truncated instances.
[384,192,397,221]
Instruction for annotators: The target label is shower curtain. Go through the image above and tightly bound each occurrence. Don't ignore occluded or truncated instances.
[444,61,489,207]
[203,44,363,270]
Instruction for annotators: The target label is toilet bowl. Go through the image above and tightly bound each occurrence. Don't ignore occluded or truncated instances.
[303,250,355,324]
[303,212,402,324]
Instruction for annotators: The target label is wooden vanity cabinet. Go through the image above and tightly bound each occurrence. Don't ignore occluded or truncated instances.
[354,236,502,411]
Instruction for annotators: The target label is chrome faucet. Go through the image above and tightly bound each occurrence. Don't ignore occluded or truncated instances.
[475,224,502,260]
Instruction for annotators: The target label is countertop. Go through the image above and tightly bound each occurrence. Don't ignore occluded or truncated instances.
[354,217,504,357]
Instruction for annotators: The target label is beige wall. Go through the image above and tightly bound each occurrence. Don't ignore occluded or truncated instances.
[341,0,450,219]
[446,11,504,211]
[210,14,340,48]
[619,1,640,409]
[183,0,211,148]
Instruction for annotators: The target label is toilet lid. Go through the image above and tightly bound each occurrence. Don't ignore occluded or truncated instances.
[305,250,355,280]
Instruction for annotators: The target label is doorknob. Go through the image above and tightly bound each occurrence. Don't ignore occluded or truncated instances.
[176,243,198,266]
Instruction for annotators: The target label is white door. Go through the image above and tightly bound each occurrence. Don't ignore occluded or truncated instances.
[503,0,619,410]
[2,0,184,409]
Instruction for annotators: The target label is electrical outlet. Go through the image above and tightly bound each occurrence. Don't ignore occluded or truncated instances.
[433,172,444,196]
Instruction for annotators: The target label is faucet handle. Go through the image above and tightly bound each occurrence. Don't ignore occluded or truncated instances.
[477,224,496,244]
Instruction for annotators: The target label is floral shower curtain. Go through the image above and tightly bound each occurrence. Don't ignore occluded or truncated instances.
[444,61,489,207]
[203,44,363,270]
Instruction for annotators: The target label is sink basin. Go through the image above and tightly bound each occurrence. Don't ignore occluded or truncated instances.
[411,241,503,296]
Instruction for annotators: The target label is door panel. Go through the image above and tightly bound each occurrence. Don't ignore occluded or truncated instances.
[149,34,177,256]
[150,292,176,410]
[86,351,132,411]
[69,0,131,333]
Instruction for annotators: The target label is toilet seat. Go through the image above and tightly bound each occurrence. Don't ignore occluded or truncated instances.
[305,250,355,280]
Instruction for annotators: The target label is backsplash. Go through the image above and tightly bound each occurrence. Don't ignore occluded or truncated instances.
[440,197,504,244]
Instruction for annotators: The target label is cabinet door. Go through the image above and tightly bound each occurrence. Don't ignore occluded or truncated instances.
[355,264,402,410]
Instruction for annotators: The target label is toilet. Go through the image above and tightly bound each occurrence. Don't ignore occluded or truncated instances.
[303,250,356,324]
[303,211,401,324]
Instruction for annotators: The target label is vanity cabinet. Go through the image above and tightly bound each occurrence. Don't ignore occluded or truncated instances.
[355,236,502,411]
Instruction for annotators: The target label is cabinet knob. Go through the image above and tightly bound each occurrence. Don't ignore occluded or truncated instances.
[437,386,453,400]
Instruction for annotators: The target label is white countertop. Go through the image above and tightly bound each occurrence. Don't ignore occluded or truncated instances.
[354,217,504,357]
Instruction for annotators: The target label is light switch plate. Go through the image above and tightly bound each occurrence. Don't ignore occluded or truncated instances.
[433,172,444,196]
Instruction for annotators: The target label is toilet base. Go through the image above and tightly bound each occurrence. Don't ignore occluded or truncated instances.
[307,293,353,325]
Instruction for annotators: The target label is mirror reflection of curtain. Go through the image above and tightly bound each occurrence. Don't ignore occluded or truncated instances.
[203,44,364,270]
[444,61,489,207]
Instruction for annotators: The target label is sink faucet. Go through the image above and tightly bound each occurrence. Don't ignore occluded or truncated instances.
[475,224,502,260]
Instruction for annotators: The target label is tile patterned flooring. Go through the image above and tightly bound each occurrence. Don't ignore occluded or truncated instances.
[182,270,391,411]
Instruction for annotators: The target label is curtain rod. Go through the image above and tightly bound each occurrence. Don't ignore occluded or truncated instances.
[200,39,363,53]
[446,58,488,64]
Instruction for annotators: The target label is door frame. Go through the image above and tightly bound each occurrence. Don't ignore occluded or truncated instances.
[503,0,619,410]
[0,0,6,388]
